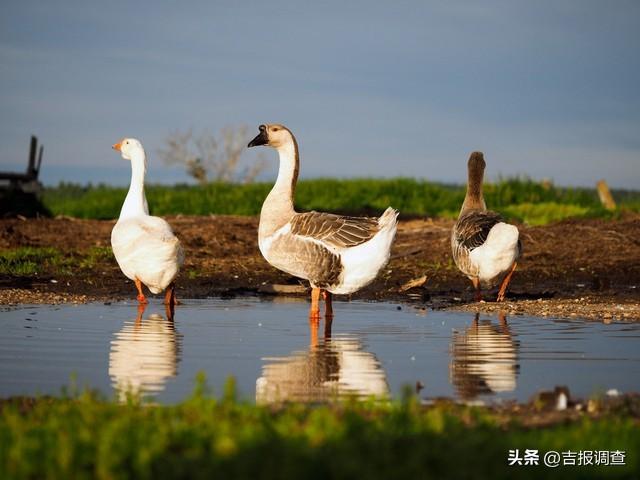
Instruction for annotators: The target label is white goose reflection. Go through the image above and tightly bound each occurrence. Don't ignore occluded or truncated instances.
[449,312,520,399]
[257,318,389,403]
[109,304,180,401]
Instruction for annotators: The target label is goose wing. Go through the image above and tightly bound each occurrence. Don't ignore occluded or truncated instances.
[135,216,178,242]
[290,211,380,250]
[454,211,503,250]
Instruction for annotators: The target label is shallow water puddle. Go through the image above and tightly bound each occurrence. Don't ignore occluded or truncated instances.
[1,298,639,404]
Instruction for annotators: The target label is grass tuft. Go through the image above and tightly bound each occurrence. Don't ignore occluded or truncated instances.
[0,247,63,275]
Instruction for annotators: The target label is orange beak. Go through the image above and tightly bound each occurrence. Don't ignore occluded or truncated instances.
[112,141,122,152]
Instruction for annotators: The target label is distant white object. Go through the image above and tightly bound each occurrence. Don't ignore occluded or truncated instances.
[111,138,184,305]
[556,391,568,411]
[606,388,621,397]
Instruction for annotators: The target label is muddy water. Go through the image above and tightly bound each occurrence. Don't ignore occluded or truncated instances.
[1,298,639,404]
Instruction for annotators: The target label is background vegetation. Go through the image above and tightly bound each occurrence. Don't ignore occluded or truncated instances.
[158,126,266,184]
[1,381,638,480]
[41,178,640,225]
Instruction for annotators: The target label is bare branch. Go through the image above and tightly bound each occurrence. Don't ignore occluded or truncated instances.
[157,125,265,184]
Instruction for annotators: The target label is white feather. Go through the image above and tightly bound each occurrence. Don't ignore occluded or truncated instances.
[331,227,395,294]
[469,222,519,285]
[111,216,184,294]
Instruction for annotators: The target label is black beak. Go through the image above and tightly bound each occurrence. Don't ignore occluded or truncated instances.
[248,125,268,148]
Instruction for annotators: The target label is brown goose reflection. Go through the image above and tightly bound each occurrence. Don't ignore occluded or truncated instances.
[449,312,519,399]
[256,317,389,403]
[109,304,181,400]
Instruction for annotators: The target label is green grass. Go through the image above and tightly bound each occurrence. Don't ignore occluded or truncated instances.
[0,380,638,480]
[41,178,640,225]
[0,246,114,276]
[0,247,65,275]
[77,246,113,270]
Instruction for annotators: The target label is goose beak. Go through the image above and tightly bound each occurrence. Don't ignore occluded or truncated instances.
[247,125,268,148]
[112,141,122,152]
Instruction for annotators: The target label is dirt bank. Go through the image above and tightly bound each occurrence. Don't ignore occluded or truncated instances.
[1,215,639,320]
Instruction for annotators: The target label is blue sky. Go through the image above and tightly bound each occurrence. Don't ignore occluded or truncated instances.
[1,1,639,187]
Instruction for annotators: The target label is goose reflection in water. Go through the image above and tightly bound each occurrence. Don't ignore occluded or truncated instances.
[109,304,181,401]
[449,312,520,399]
[257,317,389,404]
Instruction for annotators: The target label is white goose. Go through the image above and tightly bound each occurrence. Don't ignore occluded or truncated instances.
[247,124,398,318]
[451,152,521,302]
[109,304,179,402]
[111,138,184,305]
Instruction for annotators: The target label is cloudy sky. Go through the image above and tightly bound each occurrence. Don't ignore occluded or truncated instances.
[1,1,639,187]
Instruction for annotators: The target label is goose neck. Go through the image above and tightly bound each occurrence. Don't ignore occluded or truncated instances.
[460,168,486,215]
[119,151,149,220]
[260,137,299,235]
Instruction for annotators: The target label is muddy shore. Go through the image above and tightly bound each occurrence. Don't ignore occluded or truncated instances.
[1,215,639,320]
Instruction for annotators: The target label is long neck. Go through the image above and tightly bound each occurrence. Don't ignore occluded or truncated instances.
[119,151,148,220]
[260,135,299,236]
[460,166,486,215]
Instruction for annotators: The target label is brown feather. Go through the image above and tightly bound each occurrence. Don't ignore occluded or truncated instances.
[290,211,380,249]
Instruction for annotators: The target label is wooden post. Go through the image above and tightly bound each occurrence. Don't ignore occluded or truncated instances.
[36,145,44,176]
[27,136,37,177]
[596,180,616,211]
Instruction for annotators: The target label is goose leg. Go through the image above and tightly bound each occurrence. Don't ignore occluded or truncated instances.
[309,316,319,347]
[472,277,482,302]
[498,310,509,334]
[324,313,333,340]
[134,303,146,330]
[310,287,321,320]
[164,301,175,323]
[322,290,334,319]
[164,282,177,307]
[497,262,517,302]
[134,278,148,304]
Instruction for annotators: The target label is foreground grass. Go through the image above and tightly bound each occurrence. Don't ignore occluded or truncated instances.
[41,178,640,225]
[1,384,638,479]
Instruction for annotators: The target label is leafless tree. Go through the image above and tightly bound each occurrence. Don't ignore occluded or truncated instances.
[158,126,266,184]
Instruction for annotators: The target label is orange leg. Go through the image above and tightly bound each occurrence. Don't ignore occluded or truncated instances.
[471,277,482,302]
[134,303,146,330]
[322,290,334,319]
[164,282,176,307]
[309,287,321,320]
[309,316,319,348]
[134,278,148,304]
[497,262,517,302]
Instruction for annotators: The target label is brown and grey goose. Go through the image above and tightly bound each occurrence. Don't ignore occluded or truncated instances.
[451,152,521,302]
[248,124,398,318]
